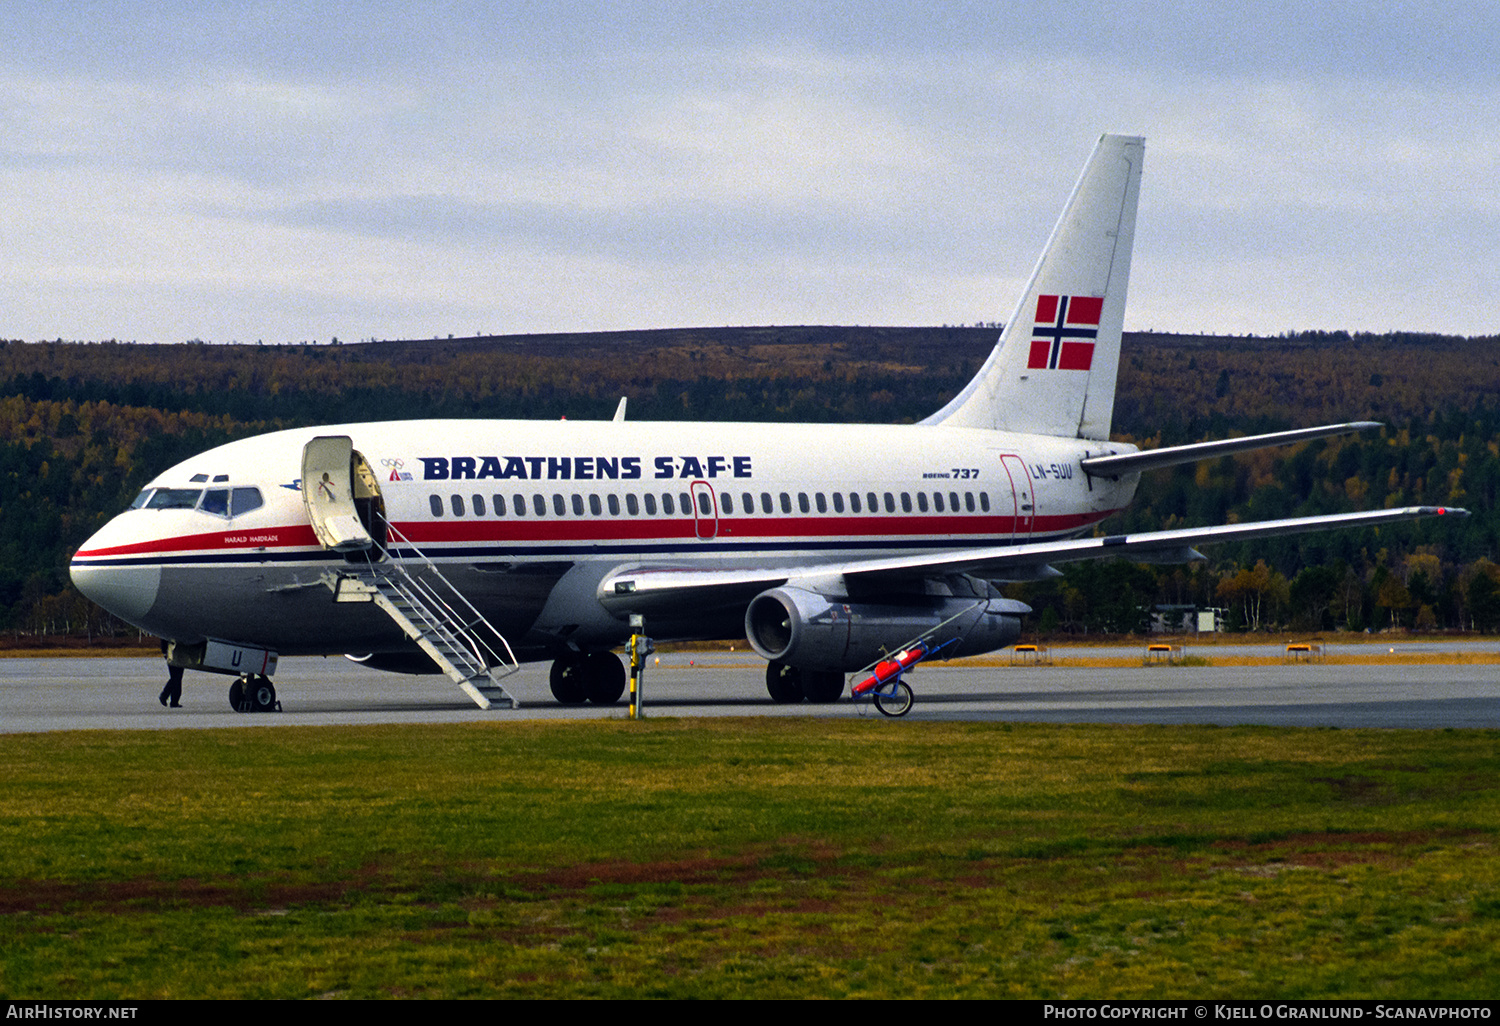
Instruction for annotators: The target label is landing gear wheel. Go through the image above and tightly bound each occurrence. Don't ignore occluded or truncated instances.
[550,658,588,705]
[802,669,845,704]
[766,661,804,703]
[230,675,278,712]
[873,681,914,718]
[583,651,626,705]
[247,674,278,712]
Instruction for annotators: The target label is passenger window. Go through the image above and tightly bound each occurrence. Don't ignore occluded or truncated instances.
[916,492,928,513]
[588,495,601,516]
[554,495,568,516]
[661,493,674,515]
[780,492,792,514]
[626,493,639,515]
[514,495,527,516]
[798,493,810,514]
[832,493,843,513]
[980,492,991,512]
[965,492,976,512]
[680,492,692,514]
[533,494,547,516]
[571,495,585,516]
[493,494,506,516]
[199,489,230,517]
[760,492,772,514]
[231,488,263,516]
[868,492,879,513]
[933,492,944,513]
[849,492,861,514]
[451,495,465,517]
[721,493,734,514]
[883,492,895,513]
[949,491,960,512]
[742,492,754,513]
[473,495,485,516]
[901,492,912,513]
[430,495,443,516]
[815,493,827,514]
[607,494,620,515]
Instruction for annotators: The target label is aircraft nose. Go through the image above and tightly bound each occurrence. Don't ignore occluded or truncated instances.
[70,529,162,624]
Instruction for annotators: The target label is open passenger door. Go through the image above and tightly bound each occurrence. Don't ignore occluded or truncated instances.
[302,435,384,553]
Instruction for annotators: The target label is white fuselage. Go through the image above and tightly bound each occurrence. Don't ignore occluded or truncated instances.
[65,138,1458,696]
[70,136,1153,678]
[69,418,1138,659]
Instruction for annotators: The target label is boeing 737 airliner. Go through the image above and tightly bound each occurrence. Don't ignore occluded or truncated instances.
[69,135,1465,712]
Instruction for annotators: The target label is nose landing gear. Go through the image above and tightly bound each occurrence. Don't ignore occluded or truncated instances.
[229,674,280,713]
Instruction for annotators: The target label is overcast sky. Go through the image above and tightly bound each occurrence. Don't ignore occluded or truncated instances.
[3,1,1497,344]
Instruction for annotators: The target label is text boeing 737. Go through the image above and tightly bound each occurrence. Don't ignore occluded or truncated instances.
[69,135,1465,712]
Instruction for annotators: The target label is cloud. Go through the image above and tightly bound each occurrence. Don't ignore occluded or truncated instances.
[1,3,1497,341]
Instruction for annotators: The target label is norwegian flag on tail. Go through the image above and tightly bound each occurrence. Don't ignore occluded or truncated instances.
[1026,294,1102,370]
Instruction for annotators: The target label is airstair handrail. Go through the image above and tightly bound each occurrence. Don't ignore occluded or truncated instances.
[356,520,520,675]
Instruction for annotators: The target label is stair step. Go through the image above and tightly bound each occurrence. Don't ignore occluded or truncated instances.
[327,566,519,711]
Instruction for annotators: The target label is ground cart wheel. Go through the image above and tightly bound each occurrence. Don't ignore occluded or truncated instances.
[873,681,914,717]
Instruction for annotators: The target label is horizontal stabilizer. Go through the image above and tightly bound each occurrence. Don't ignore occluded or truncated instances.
[1081,422,1381,477]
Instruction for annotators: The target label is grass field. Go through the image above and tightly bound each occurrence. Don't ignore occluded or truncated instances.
[2,718,1498,999]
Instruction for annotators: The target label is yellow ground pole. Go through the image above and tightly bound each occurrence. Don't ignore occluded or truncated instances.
[628,615,653,720]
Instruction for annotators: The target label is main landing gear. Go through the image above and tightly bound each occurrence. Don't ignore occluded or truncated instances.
[765,661,845,704]
[228,674,280,713]
[549,651,627,706]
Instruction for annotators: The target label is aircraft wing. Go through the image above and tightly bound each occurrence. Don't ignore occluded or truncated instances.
[835,505,1466,582]
[598,505,1466,612]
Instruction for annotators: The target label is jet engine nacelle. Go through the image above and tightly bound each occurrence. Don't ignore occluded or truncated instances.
[744,586,1025,671]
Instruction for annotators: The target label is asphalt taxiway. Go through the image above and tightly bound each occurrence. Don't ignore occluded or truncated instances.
[2,647,1497,733]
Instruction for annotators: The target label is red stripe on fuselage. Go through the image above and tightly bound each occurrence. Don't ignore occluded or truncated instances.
[73,510,1121,561]
[396,511,1113,544]
[73,525,322,560]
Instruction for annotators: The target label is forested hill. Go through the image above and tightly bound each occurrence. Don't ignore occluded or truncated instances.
[4,327,1500,636]
[7,327,1497,433]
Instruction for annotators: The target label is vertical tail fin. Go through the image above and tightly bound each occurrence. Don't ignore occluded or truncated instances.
[923,134,1143,440]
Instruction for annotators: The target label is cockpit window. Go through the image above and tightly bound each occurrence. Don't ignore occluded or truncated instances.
[231,488,263,516]
[146,488,203,510]
[196,487,266,518]
[133,485,265,517]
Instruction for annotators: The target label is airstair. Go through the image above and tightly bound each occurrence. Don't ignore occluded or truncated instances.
[326,535,522,710]
[303,434,521,710]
